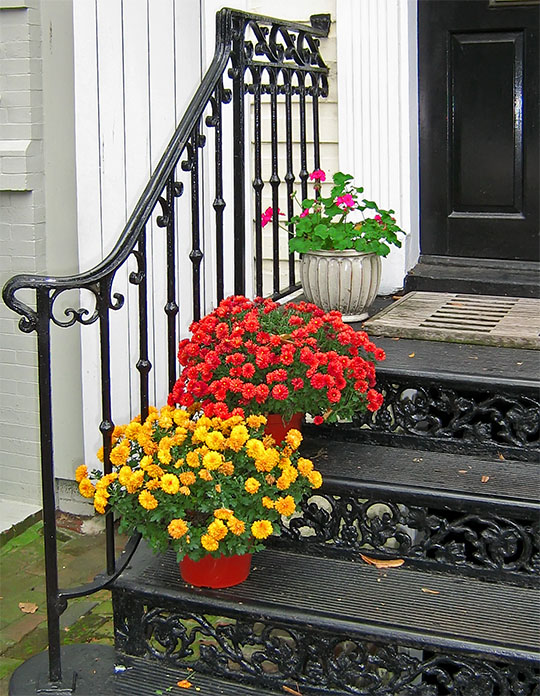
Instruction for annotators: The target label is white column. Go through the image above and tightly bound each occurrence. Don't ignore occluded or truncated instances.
[336,0,419,294]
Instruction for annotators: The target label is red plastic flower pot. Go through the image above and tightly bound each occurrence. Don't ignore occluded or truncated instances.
[264,413,303,445]
[179,553,252,588]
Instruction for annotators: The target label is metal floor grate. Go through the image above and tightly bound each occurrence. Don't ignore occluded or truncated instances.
[363,292,540,349]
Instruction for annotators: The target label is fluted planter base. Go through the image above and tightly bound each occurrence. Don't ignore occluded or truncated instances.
[300,250,382,321]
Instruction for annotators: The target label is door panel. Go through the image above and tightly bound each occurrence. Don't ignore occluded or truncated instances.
[419,0,539,261]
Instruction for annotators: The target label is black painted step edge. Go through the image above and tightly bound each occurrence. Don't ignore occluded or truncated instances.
[113,552,539,665]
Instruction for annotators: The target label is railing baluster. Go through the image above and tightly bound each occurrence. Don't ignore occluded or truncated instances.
[213,82,226,304]
[284,70,296,288]
[36,288,63,684]
[98,278,116,576]
[252,72,264,297]
[187,128,203,321]
[299,76,309,203]
[135,226,151,422]
[232,16,246,295]
[312,75,321,171]
[165,175,179,393]
[270,68,280,295]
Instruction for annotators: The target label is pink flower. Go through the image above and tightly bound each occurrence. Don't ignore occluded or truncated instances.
[261,207,273,227]
[309,169,326,182]
[335,194,355,210]
[300,208,310,218]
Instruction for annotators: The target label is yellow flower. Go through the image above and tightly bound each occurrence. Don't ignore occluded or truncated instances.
[228,424,250,449]
[202,451,223,471]
[179,471,196,486]
[94,494,107,514]
[112,424,126,442]
[219,461,235,476]
[276,474,291,491]
[261,496,275,509]
[283,466,298,483]
[192,425,208,443]
[215,484,222,493]
[158,413,173,429]
[201,533,219,552]
[254,448,279,473]
[161,473,180,495]
[110,442,130,467]
[214,508,233,520]
[244,477,261,494]
[265,474,276,485]
[140,455,153,469]
[285,429,302,450]
[227,517,246,536]
[207,519,228,541]
[245,439,265,459]
[246,415,267,429]
[205,430,225,450]
[275,495,296,516]
[174,427,188,444]
[251,520,273,540]
[173,409,190,426]
[118,465,133,487]
[168,518,188,539]
[174,458,185,469]
[308,470,323,489]
[78,478,95,499]
[75,465,88,483]
[126,470,145,493]
[146,464,164,479]
[97,446,104,463]
[125,421,142,439]
[198,469,213,481]
[145,479,161,490]
[179,486,191,496]
[279,456,292,469]
[297,458,314,476]
[157,448,172,465]
[138,490,158,510]
[186,451,201,468]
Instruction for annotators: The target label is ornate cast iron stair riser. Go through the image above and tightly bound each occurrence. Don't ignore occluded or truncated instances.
[274,493,540,586]
[308,372,540,461]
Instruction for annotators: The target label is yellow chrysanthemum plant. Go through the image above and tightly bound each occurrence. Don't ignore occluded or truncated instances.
[76,406,321,566]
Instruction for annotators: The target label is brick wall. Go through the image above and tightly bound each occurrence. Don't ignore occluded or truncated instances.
[0,0,46,506]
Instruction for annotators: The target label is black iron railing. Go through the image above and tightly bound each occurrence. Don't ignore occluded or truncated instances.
[2,8,330,688]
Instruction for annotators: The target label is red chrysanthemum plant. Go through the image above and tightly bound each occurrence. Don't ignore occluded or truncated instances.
[168,295,385,424]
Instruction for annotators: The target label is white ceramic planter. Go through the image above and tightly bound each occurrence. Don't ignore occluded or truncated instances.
[300,249,382,321]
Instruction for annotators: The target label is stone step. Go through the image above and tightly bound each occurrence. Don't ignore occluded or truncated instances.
[274,439,540,585]
[112,543,539,695]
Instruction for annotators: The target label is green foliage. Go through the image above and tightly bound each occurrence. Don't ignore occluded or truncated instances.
[288,172,405,256]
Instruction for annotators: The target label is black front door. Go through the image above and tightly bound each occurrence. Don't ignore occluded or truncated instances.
[418,0,539,262]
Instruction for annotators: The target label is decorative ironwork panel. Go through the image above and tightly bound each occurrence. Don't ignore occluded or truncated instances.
[113,599,540,695]
[342,376,540,457]
[275,494,540,583]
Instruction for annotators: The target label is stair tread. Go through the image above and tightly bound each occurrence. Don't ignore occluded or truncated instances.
[115,543,539,661]
[115,654,274,695]
[365,334,540,383]
[303,438,540,507]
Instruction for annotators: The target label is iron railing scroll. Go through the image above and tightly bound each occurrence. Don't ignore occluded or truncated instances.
[2,8,330,692]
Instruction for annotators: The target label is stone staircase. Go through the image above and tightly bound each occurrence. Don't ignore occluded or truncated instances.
[111,333,540,695]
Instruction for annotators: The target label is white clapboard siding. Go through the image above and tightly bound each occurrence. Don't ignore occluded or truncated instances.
[336,0,420,294]
[73,0,203,467]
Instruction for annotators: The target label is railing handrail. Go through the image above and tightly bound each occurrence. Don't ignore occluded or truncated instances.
[2,7,330,328]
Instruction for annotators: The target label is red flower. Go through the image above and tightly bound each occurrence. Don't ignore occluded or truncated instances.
[266,369,288,384]
[291,377,304,391]
[241,363,255,379]
[242,383,256,400]
[313,415,324,425]
[367,389,384,412]
[255,384,269,404]
[215,322,229,339]
[255,347,272,369]
[271,384,289,400]
[310,373,326,390]
[327,388,341,403]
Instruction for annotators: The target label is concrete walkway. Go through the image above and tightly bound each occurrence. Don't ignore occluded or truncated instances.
[0,515,124,694]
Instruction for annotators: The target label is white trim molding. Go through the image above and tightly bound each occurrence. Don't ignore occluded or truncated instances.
[336,0,420,294]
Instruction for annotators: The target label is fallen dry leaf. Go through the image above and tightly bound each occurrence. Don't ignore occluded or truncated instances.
[283,687,303,696]
[421,588,440,595]
[177,680,192,689]
[516,362,523,365]
[458,469,467,474]
[498,453,505,461]
[360,554,405,569]
[391,337,400,341]
[19,602,38,614]
[408,352,415,358]
[481,475,490,483]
